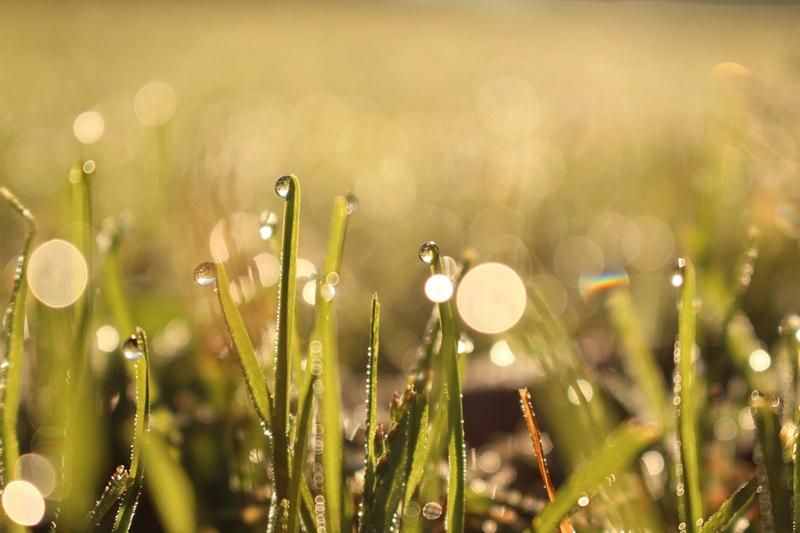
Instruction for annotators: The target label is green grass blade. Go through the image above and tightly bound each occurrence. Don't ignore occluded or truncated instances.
[426,244,465,533]
[787,317,800,533]
[112,327,151,533]
[82,466,131,529]
[287,375,315,533]
[212,261,273,428]
[752,395,791,531]
[0,187,35,488]
[532,421,661,533]
[269,174,301,532]
[697,478,756,533]
[312,194,353,532]
[605,287,670,429]
[675,257,703,531]
[358,294,381,530]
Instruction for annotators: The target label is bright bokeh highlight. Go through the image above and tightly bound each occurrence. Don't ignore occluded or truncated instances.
[27,239,88,308]
[2,480,45,526]
[456,263,526,334]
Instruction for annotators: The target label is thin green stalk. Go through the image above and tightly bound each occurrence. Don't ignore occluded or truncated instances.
[532,421,661,533]
[312,194,353,533]
[752,396,791,532]
[0,187,35,533]
[605,288,670,429]
[697,478,756,533]
[427,246,465,533]
[676,258,703,531]
[269,174,300,531]
[786,318,800,532]
[112,327,151,533]
[82,467,131,529]
[287,375,315,533]
[358,294,381,531]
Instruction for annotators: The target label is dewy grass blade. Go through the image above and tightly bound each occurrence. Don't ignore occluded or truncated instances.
[605,288,670,429]
[270,174,300,531]
[752,395,791,531]
[532,421,661,533]
[697,478,757,533]
[100,217,197,533]
[422,242,466,533]
[518,388,573,533]
[287,375,315,533]
[358,294,381,530]
[112,327,151,533]
[311,193,353,532]
[784,316,800,532]
[82,466,131,529]
[212,261,273,428]
[0,187,35,493]
[675,257,703,531]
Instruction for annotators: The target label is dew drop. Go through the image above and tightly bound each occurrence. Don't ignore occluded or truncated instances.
[122,336,141,361]
[193,261,217,287]
[669,257,687,288]
[345,192,359,215]
[421,501,442,520]
[82,160,96,175]
[320,283,336,302]
[275,175,293,199]
[259,210,279,240]
[325,272,340,286]
[418,241,439,265]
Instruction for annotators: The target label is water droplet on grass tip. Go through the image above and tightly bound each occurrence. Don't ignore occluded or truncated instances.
[193,262,217,286]
[669,258,686,288]
[275,175,293,199]
[259,210,279,240]
[345,192,359,215]
[122,336,141,361]
[418,241,439,265]
[422,501,442,520]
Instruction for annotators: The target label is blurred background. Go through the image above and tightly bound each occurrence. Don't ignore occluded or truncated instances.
[2,1,800,531]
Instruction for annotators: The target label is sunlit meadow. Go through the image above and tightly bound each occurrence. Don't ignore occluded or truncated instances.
[2,1,800,532]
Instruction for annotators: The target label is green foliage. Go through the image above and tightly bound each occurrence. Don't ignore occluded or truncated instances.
[697,478,757,533]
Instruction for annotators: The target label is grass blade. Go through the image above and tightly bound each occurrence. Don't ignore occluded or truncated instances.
[0,187,35,488]
[269,175,300,531]
[311,194,353,532]
[358,294,381,530]
[424,243,465,533]
[675,257,703,531]
[112,326,151,533]
[752,395,791,532]
[697,478,757,533]
[604,287,670,429]
[787,317,800,533]
[212,261,273,428]
[532,421,661,533]
[82,466,131,529]
[518,388,573,533]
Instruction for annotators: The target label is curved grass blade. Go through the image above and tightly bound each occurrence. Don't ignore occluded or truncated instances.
[532,421,660,533]
[675,257,703,531]
[100,217,197,533]
[697,478,757,533]
[286,375,315,533]
[518,388,573,533]
[358,294,381,530]
[213,261,273,428]
[82,466,131,529]
[268,175,300,532]
[0,187,35,489]
[752,395,791,532]
[786,317,800,532]
[427,246,465,533]
[112,327,151,533]
[311,194,353,532]
[604,288,670,429]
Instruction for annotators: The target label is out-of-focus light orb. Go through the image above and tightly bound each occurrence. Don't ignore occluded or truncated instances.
[134,81,177,127]
[2,480,45,526]
[553,236,604,288]
[253,253,280,287]
[626,216,674,272]
[530,274,567,318]
[424,274,453,303]
[775,203,800,239]
[27,239,88,308]
[96,324,120,352]
[748,348,771,372]
[297,258,317,279]
[302,280,316,305]
[72,111,105,144]
[209,213,260,262]
[14,454,56,497]
[641,450,665,477]
[566,379,594,405]
[456,263,526,334]
[489,340,515,367]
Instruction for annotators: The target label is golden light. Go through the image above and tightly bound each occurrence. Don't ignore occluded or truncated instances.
[2,480,45,526]
[27,239,88,308]
[456,262,526,334]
